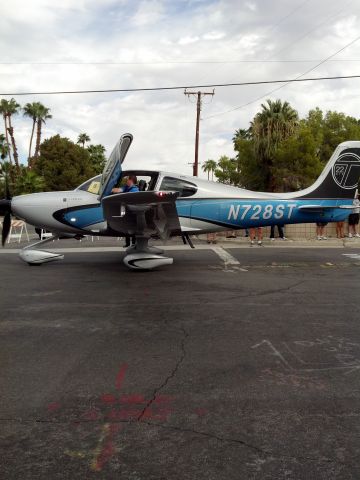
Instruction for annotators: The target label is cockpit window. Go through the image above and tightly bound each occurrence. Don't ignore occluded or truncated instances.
[76,175,102,194]
[160,177,197,197]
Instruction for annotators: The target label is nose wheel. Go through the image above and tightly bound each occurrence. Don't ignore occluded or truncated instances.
[19,235,63,265]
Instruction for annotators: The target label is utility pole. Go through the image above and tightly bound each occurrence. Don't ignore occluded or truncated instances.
[184,89,214,176]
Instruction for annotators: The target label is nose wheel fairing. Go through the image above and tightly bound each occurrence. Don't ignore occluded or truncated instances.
[19,235,64,265]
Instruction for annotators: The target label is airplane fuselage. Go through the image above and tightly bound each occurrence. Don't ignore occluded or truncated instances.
[11,170,353,237]
[3,136,359,270]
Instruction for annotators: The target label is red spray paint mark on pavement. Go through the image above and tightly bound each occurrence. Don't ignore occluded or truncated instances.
[120,394,145,405]
[101,393,117,405]
[115,364,128,390]
[193,408,208,417]
[82,408,100,421]
[153,394,174,404]
[107,408,142,421]
[47,402,61,412]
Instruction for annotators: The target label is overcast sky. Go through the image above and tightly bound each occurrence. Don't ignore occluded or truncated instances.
[1,0,360,177]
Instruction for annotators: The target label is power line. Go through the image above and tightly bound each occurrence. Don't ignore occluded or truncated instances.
[204,34,360,120]
[2,59,360,65]
[201,0,356,95]
[1,74,360,96]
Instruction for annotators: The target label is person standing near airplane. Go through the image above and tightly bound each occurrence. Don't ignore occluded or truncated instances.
[348,194,360,238]
[270,224,286,241]
[316,221,328,240]
[250,227,263,246]
[336,221,345,239]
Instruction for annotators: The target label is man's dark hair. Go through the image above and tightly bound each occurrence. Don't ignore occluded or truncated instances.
[128,174,138,184]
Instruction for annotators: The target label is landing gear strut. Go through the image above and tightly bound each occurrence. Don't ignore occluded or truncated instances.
[19,235,63,265]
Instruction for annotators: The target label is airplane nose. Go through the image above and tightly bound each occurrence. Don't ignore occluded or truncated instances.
[11,195,30,218]
[10,192,67,228]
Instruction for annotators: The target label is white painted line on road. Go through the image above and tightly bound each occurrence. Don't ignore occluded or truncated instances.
[211,246,240,266]
[343,253,360,259]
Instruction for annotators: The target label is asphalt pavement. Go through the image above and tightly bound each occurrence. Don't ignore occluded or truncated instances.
[1,243,360,479]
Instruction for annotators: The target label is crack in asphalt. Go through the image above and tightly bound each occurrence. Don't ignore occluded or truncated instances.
[0,416,351,467]
[139,420,351,466]
[137,326,189,422]
[224,279,306,300]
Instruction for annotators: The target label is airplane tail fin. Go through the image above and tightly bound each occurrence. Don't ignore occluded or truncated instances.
[298,141,360,199]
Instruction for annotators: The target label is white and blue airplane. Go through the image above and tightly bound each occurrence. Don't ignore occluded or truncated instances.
[1,133,360,270]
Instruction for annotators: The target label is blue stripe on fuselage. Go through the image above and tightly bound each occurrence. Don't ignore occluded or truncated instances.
[63,205,104,229]
[61,198,354,231]
[176,198,353,228]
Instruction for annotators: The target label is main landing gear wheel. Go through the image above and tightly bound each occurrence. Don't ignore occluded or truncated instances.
[123,253,173,270]
[123,236,173,270]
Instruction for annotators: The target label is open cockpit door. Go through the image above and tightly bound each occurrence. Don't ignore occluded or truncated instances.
[98,133,133,200]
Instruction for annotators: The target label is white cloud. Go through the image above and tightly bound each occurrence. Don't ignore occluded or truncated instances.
[178,35,200,45]
[203,31,226,41]
[131,0,165,27]
[245,1,257,11]
[0,0,360,180]
[333,14,358,40]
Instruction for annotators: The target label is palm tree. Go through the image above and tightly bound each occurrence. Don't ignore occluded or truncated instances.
[251,99,298,157]
[14,168,45,195]
[0,98,21,170]
[251,99,298,190]
[233,128,251,142]
[0,99,20,167]
[34,104,52,160]
[0,101,11,164]
[202,159,217,180]
[0,133,10,160]
[77,133,91,148]
[23,102,41,164]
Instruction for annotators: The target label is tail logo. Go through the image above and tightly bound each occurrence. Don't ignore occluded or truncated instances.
[332,152,360,190]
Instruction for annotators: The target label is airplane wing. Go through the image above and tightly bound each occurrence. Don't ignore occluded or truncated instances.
[101,191,181,238]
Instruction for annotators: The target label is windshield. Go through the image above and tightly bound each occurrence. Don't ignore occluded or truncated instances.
[76,175,102,194]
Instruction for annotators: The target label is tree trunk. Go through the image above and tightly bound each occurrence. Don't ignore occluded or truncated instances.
[28,119,36,166]
[7,116,19,171]
[3,114,13,165]
[34,119,42,160]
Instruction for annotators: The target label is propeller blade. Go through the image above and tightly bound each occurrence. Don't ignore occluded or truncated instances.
[2,211,11,246]
[3,169,11,200]
[0,199,11,216]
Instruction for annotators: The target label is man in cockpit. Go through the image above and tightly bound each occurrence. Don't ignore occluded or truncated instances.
[111,174,139,194]
[111,175,139,247]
